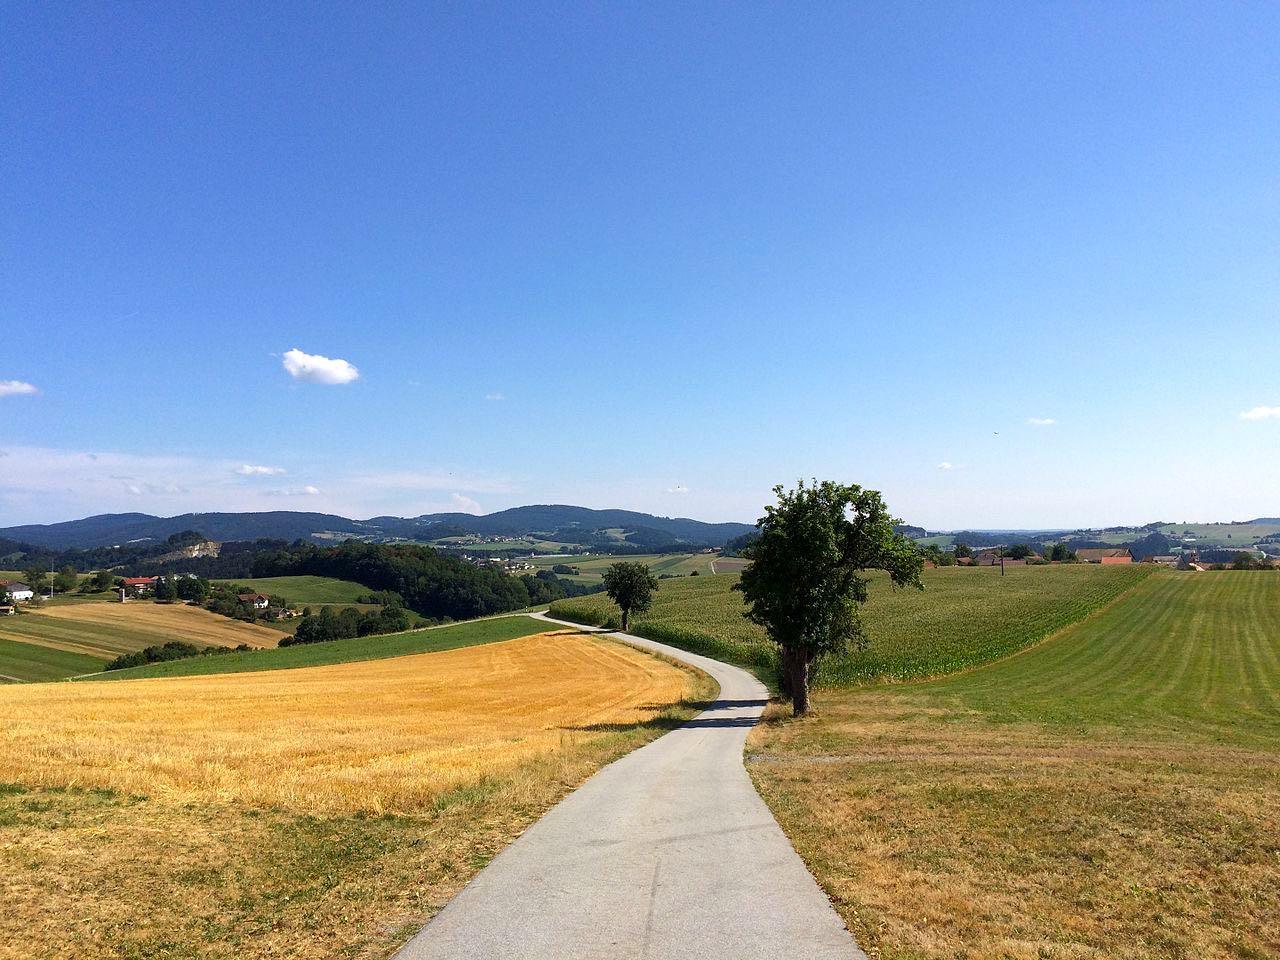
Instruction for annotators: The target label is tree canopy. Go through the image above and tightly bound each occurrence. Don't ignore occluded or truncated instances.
[735,480,923,715]
[602,561,659,631]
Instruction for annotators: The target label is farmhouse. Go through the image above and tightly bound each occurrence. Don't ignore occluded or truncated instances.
[1075,548,1133,564]
[238,592,270,610]
[122,576,159,593]
[972,552,1027,567]
[0,580,35,602]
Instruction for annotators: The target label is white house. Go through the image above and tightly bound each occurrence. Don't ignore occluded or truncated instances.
[238,592,270,610]
[0,581,35,602]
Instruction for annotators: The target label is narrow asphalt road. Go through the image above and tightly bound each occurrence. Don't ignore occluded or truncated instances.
[393,613,867,960]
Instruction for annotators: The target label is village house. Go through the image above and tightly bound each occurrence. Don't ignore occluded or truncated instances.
[238,592,270,610]
[0,580,34,603]
[1075,548,1133,564]
[122,576,159,595]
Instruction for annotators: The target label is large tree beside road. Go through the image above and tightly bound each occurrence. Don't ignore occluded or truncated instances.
[736,480,923,715]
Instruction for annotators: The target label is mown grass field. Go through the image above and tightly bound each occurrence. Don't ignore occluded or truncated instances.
[0,602,286,681]
[550,565,1153,685]
[0,638,104,683]
[0,629,715,959]
[212,575,371,604]
[749,571,1280,959]
[88,613,553,680]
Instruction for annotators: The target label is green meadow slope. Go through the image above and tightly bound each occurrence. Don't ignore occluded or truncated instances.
[550,565,1153,685]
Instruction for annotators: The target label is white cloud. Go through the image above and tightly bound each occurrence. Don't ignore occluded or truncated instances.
[484,392,505,401]
[267,485,321,497]
[667,484,690,495]
[937,461,954,471]
[235,464,286,476]
[0,380,38,397]
[281,348,360,385]
[1239,406,1280,421]
[1027,417,1057,426]
[451,492,482,514]
[0,445,526,525]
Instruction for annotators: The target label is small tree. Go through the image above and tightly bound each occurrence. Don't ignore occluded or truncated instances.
[602,561,658,631]
[52,565,79,594]
[24,567,49,595]
[92,568,116,592]
[953,542,972,559]
[736,481,923,716]
[154,575,178,602]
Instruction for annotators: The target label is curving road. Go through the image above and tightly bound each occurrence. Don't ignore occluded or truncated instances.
[393,613,866,960]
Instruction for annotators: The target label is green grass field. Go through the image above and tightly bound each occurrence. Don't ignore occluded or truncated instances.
[0,638,105,683]
[82,614,556,681]
[750,569,1280,958]
[212,575,371,604]
[928,570,1280,744]
[525,551,720,583]
[550,564,1154,686]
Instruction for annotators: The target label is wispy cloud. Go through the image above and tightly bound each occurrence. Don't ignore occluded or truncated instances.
[0,380,38,398]
[1239,405,1280,421]
[1027,417,1057,426]
[484,392,505,401]
[267,485,321,497]
[281,348,360,385]
[235,464,286,476]
[451,492,482,513]
[666,484,690,495]
[0,445,520,525]
[937,461,954,471]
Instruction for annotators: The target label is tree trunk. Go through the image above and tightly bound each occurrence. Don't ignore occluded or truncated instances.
[621,608,630,631]
[783,648,811,716]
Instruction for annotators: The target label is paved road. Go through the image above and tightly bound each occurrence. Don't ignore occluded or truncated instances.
[394,613,866,960]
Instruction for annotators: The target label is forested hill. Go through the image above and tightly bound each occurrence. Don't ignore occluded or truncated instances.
[0,505,754,550]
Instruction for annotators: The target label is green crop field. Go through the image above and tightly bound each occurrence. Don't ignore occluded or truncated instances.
[550,564,1153,686]
[750,570,1280,958]
[0,638,105,683]
[212,575,370,604]
[83,614,556,681]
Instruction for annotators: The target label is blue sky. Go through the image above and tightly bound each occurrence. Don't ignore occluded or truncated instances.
[2,2,1277,529]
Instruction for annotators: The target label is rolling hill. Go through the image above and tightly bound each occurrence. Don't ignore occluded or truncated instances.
[0,506,755,551]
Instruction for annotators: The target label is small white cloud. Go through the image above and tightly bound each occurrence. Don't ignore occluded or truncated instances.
[666,484,690,495]
[267,485,321,497]
[0,380,38,397]
[938,461,954,471]
[281,348,360,385]
[451,492,482,514]
[484,392,505,401]
[1027,417,1057,426]
[1239,405,1280,421]
[235,464,286,476]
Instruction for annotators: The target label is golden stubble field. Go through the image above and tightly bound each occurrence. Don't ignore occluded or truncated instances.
[0,630,689,813]
[0,630,711,959]
[1,601,285,659]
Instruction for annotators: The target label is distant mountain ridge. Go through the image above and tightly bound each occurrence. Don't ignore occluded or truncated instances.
[0,506,755,550]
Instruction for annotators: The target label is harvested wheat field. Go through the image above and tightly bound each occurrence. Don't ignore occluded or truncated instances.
[0,601,285,662]
[0,630,689,813]
[0,629,711,959]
